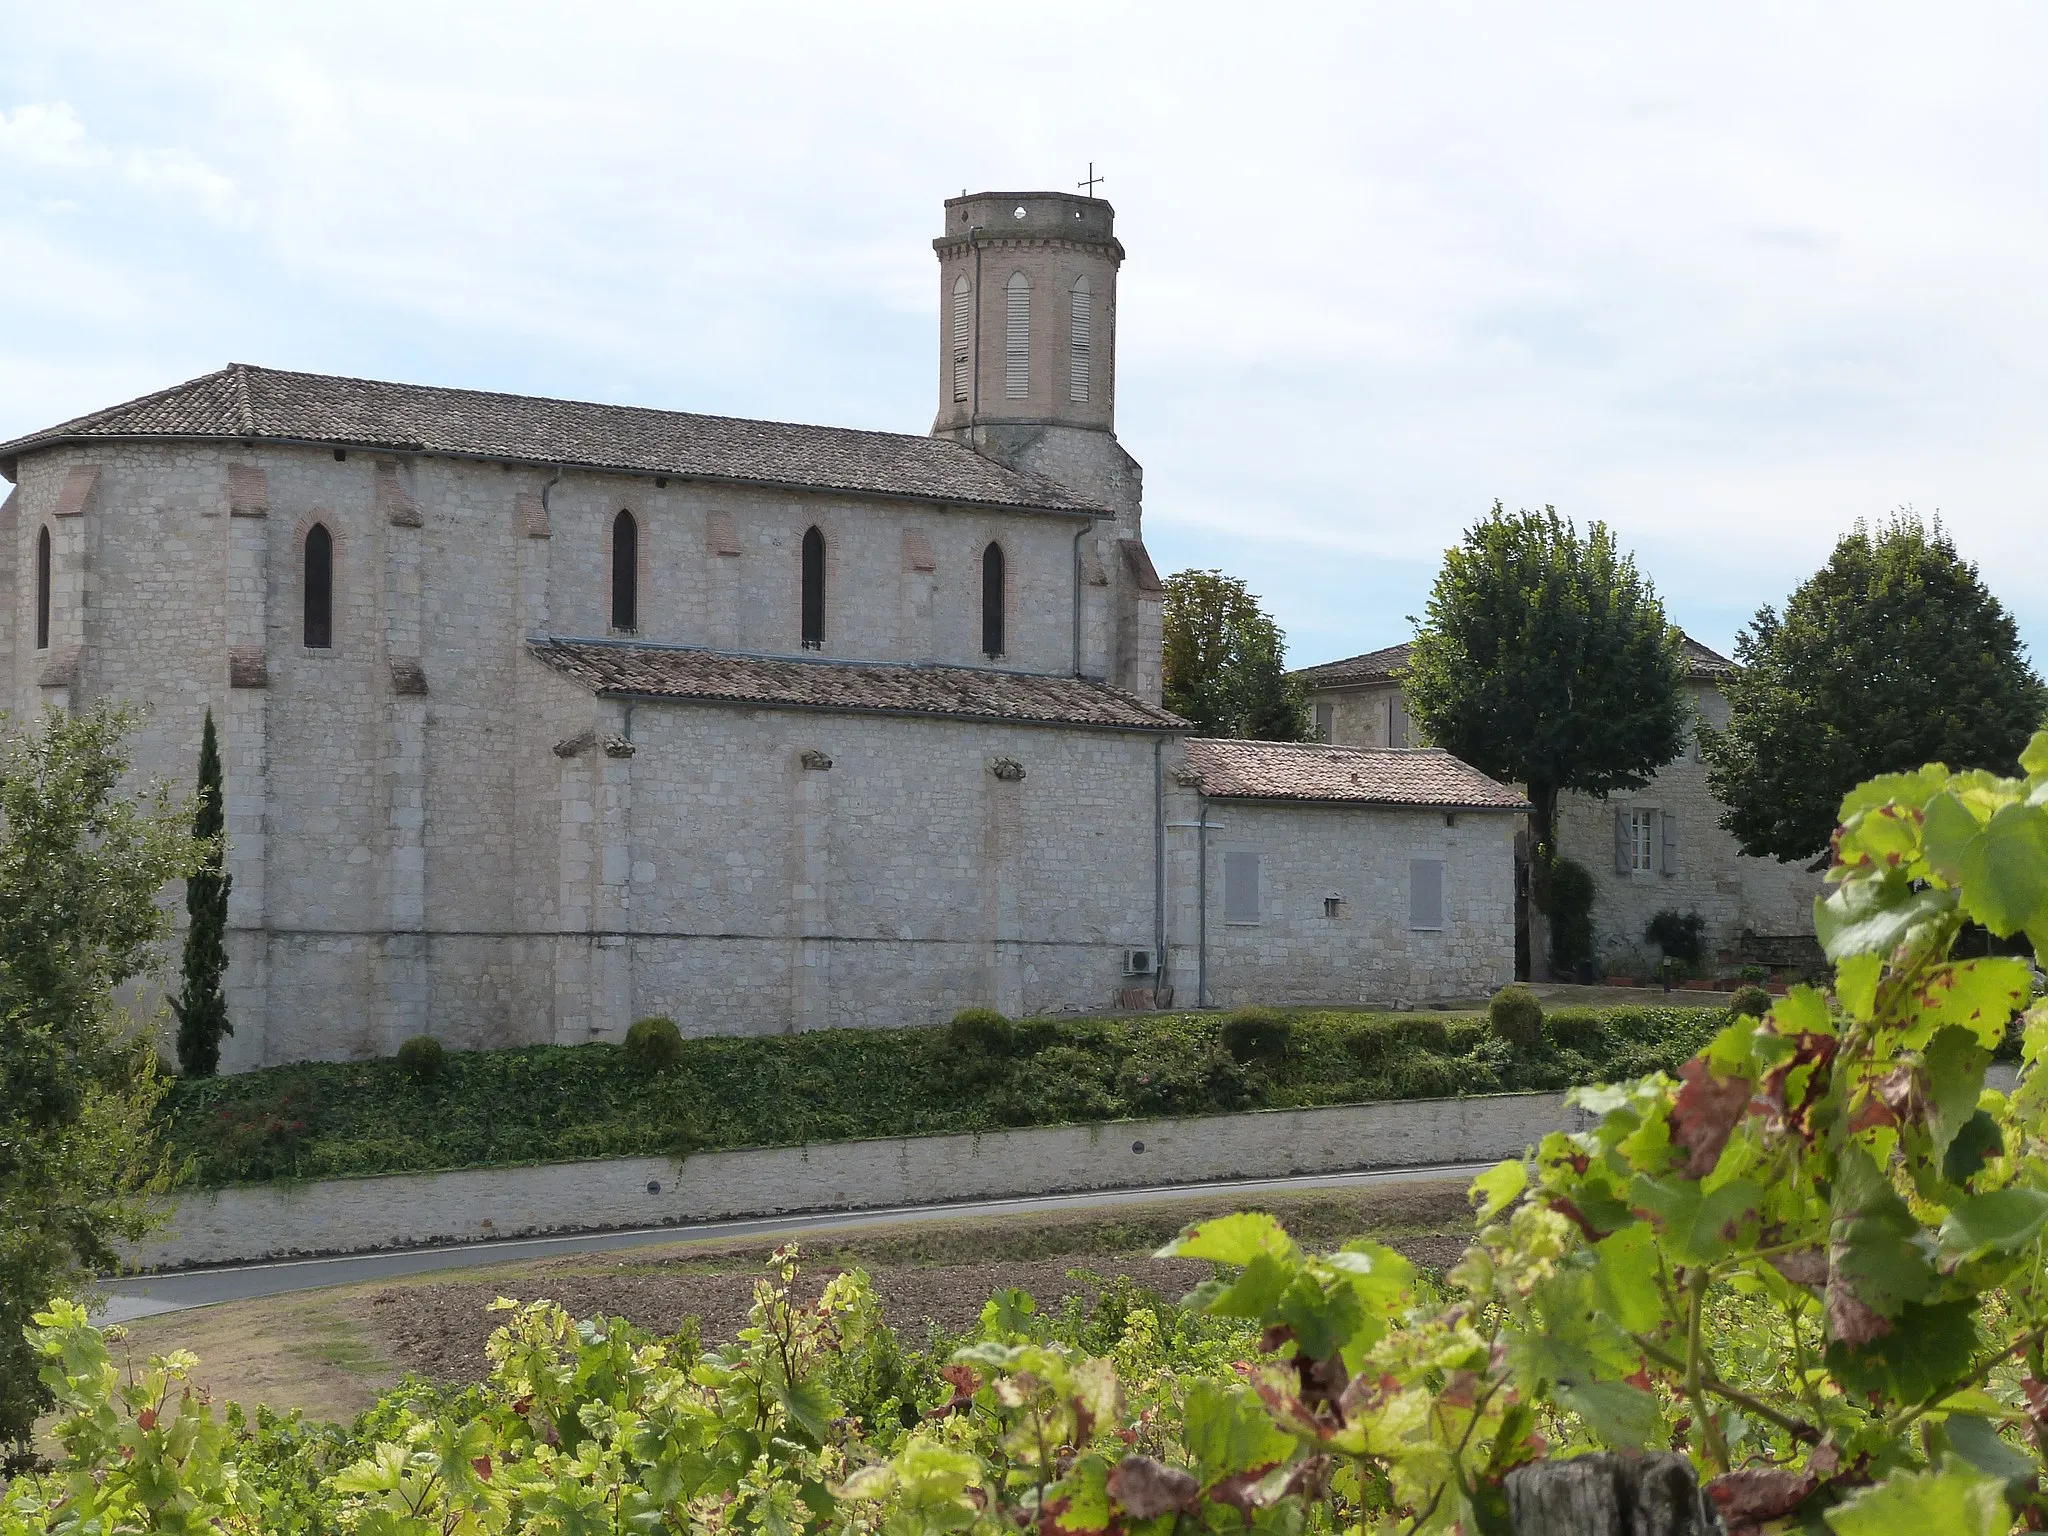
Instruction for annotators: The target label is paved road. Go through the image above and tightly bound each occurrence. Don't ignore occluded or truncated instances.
[96,1161,1487,1323]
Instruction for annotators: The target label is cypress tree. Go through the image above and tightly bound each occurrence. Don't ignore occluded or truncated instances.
[172,709,233,1075]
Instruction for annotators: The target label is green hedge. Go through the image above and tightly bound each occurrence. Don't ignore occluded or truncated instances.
[159,1005,1725,1187]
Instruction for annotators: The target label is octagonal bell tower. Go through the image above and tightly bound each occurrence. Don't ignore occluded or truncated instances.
[931,191,1143,527]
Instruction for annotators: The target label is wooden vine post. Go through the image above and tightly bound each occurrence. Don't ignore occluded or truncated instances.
[1505,1452,1720,1534]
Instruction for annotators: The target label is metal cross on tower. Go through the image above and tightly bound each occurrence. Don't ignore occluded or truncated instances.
[1077,162,1105,196]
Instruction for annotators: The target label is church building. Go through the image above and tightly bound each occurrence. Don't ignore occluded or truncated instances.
[0,190,1522,1068]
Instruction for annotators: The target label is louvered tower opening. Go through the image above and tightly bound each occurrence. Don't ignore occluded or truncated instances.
[1069,277,1091,402]
[1005,272,1030,399]
[951,275,971,403]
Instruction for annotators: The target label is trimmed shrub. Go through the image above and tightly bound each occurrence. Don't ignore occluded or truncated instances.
[624,1016,685,1073]
[1645,909,1707,970]
[1545,1007,1607,1051]
[1220,1007,1293,1067]
[1729,985,1772,1020]
[396,1034,445,1084]
[1487,985,1544,1051]
[948,1007,1015,1060]
[1545,857,1596,979]
[1390,1052,1461,1099]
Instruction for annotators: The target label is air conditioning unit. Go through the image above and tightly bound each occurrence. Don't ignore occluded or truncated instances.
[1121,948,1155,977]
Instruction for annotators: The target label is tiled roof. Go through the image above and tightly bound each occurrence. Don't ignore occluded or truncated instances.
[1290,642,1414,689]
[1181,738,1526,810]
[1292,634,1735,688]
[0,364,1108,515]
[530,639,1187,732]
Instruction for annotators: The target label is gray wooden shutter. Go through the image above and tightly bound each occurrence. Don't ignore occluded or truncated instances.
[1315,702,1334,743]
[1614,809,1632,873]
[1661,811,1679,875]
[1223,852,1261,924]
[1409,859,1444,929]
[1005,273,1030,398]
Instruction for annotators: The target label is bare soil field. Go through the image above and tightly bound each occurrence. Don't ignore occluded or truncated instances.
[114,1179,1474,1422]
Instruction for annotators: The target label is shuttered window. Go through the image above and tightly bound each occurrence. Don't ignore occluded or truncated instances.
[1387,693,1411,748]
[1223,852,1261,925]
[950,275,971,403]
[1069,277,1091,402]
[1005,272,1030,398]
[1314,701,1334,743]
[1615,808,1659,873]
[1661,812,1680,875]
[1409,859,1445,930]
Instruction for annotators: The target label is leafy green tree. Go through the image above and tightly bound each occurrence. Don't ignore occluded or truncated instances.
[0,704,194,1468]
[1161,569,1311,741]
[1703,514,2047,865]
[173,708,232,1076]
[1404,505,1687,971]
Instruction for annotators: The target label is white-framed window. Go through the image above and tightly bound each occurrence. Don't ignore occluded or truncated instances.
[1409,858,1445,930]
[1223,851,1262,925]
[1005,272,1030,398]
[1616,807,1675,875]
[1631,809,1655,872]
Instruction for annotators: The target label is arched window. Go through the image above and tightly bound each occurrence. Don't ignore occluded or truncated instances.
[611,510,638,633]
[981,542,1006,658]
[951,274,972,404]
[1069,277,1092,403]
[1004,271,1030,399]
[34,526,51,651]
[303,524,333,649]
[800,526,825,650]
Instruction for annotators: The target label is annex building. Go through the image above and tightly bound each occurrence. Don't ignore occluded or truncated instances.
[1294,639,1822,976]
[0,191,1523,1069]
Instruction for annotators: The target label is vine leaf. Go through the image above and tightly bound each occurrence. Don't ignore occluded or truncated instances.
[1938,1188,2048,1257]
[1904,960,2031,1051]
[1164,1212,1297,1267]
[1958,801,2048,939]
[1815,876,1952,962]
[1470,1159,1527,1221]
[1922,1026,1992,1165]
[1669,1059,1753,1177]
[1822,1459,2010,1536]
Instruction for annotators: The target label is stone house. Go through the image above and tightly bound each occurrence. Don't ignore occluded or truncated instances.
[0,189,1523,1068]
[1293,637,1821,975]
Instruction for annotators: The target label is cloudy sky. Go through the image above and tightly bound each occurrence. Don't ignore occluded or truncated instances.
[3,3,2043,669]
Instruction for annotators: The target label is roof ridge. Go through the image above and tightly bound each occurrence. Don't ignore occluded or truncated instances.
[228,362,256,437]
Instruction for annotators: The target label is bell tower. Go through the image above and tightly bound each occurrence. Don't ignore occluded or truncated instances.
[931,190,1160,701]
[930,191,1142,525]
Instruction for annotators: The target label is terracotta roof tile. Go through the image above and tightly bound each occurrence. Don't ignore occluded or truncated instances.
[1293,633,1735,688]
[0,364,1107,516]
[1181,738,1526,810]
[532,639,1186,732]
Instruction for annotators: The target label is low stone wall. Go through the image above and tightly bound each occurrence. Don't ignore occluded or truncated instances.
[131,1091,1591,1270]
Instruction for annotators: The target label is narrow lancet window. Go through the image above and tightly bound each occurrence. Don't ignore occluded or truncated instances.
[981,542,1006,658]
[34,526,51,650]
[304,524,333,649]
[951,274,972,404]
[611,510,638,632]
[1069,277,1092,402]
[1005,272,1030,398]
[800,526,825,649]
